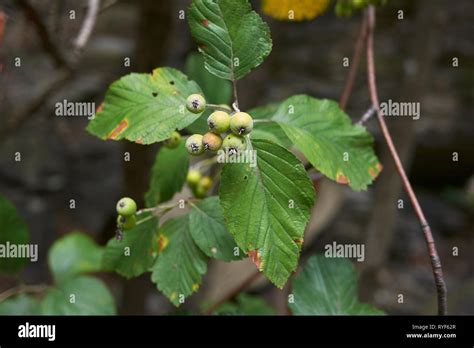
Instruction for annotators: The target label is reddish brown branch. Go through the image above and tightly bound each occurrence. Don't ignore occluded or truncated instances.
[339,13,368,110]
[204,270,261,315]
[365,5,447,315]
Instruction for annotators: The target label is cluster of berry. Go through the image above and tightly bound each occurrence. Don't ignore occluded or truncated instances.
[116,197,137,231]
[184,94,254,156]
[186,170,213,198]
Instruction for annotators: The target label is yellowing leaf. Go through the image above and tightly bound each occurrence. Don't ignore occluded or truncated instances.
[262,0,331,21]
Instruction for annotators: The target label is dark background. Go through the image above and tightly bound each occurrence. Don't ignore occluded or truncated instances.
[0,0,472,315]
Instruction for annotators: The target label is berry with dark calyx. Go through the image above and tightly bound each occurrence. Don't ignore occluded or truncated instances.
[116,197,137,216]
[164,131,181,149]
[185,134,205,156]
[222,134,246,156]
[207,111,231,134]
[186,94,206,113]
[230,112,253,135]
[187,169,202,187]
[202,132,223,152]
[199,176,213,191]
[117,215,137,230]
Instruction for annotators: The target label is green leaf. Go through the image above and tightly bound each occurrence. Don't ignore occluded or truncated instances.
[87,67,203,145]
[0,194,29,274]
[272,95,381,191]
[189,196,242,261]
[151,215,208,306]
[219,139,315,288]
[48,232,103,284]
[145,142,189,207]
[41,276,116,315]
[102,216,158,278]
[0,294,41,315]
[290,255,384,315]
[214,293,275,315]
[185,52,232,104]
[188,0,272,80]
[248,102,291,147]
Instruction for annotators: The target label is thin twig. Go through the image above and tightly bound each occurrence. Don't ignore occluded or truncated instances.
[204,270,261,315]
[0,283,49,303]
[73,0,100,55]
[232,79,240,111]
[357,105,376,125]
[366,5,447,315]
[206,103,232,113]
[16,0,69,68]
[339,12,368,110]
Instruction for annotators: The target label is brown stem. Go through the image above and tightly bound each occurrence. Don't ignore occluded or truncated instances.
[204,270,261,315]
[365,5,447,315]
[0,283,49,303]
[339,13,368,110]
[16,0,69,68]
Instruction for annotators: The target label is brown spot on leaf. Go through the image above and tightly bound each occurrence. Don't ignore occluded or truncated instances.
[294,238,304,248]
[135,138,143,145]
[202,19,209,26]
[107,119,128,139]
[198,43,207,49]
[376,163,383,172]
[248,249,263,270]
[336,172,350,184]
[368,167,376,178]
[157,233,169,252]
[96,101,104,113]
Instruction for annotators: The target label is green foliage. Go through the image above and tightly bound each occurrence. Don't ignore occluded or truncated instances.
[87,68,203,144]
[188,0,272,80]
[290,255,384,315]
[0,294,41,315]
[80,0,384,309]
[48,232,104,283]
[145,142,189,207]
[0,194,29,274]
[248,102,291,147]
[270,95,381,190]
[41,276,116,315]
[214,293,275,315]
[219,139,315,288]
[102,216,159,278]
[189,196,243,261]
[151,216,208,306]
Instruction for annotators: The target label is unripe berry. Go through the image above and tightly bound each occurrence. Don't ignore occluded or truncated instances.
[222,134,246,156]
[202,132,223,151]
[187,169,202,187]
[186,94,206,113]
[117,214,136,230]
[230,112,253,135]
[193,185,207,199]
[116,197,137,216]
[207,111,231,134]
[199,176,213,191]
[186,134,205,156]
[164,131,181,149]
